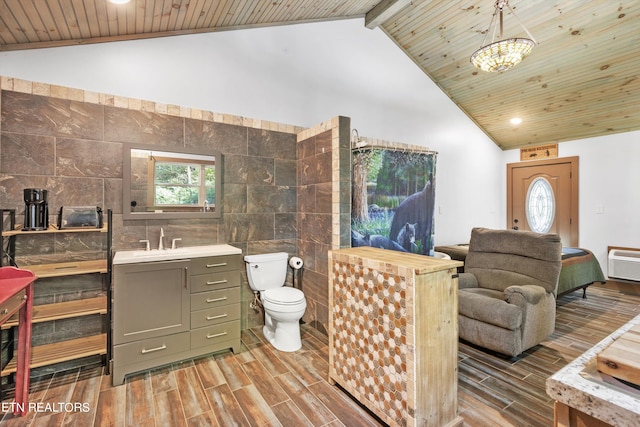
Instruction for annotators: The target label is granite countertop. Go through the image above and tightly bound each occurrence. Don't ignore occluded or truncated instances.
[546,314,640,427]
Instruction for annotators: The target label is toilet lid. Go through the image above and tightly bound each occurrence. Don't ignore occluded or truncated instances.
[263,287,305,305]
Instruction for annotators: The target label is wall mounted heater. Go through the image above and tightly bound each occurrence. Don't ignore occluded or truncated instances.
[608,249,640,281]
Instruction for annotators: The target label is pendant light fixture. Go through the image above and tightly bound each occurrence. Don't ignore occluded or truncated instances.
[470,0,536,73]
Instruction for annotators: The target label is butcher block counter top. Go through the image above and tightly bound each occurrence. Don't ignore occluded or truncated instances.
[546,314,640,427]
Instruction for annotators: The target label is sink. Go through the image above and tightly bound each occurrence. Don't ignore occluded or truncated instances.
[132,248,189,257]
[113,244,242,265]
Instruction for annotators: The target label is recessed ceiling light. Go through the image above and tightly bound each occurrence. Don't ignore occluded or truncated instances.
[510,117,523,126]
[110,0,131,4]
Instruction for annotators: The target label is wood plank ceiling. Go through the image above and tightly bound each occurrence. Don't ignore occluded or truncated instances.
[1,0,638,150]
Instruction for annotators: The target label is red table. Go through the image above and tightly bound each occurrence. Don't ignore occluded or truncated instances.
[0,267,35,416]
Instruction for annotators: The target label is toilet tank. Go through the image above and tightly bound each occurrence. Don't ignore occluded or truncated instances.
[244,252,288,291]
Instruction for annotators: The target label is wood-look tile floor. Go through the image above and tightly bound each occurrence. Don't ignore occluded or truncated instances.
[1,281,639,427]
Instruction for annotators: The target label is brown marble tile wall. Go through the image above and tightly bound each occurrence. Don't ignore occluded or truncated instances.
[296,117,351,334]
[0,88,299,348]
[0,79,356,378]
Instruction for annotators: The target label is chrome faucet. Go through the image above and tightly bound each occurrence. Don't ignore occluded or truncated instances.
[203,200,210,212]
[158,227,165,250]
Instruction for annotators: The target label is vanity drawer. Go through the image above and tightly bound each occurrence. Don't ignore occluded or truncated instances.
[191,304,241,329]
[191,270,240,293]
[0,289,26,324]
[191,320,240,350]
[191,288,241,311]
[113,332,190,365]
[190,255,242,275]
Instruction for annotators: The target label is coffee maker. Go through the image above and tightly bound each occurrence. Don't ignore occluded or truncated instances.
[23,189,49,231]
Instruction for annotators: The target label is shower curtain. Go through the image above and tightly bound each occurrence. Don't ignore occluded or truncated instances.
[351,146,437,256]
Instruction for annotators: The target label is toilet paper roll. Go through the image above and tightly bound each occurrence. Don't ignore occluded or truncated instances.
[289,256,304,270]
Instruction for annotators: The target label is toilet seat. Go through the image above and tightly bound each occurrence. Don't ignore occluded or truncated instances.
[262,287,305,305]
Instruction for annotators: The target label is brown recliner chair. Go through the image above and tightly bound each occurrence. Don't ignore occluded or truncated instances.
[458,227,562,357]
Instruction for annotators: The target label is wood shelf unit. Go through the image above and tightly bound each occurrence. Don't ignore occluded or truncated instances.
[25,260,108,278]
[1,296,107,330]
[2,224,108,237]
[0,208,112,378]
[1,334,107,376]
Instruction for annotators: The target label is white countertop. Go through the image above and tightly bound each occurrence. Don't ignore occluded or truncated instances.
[546,313,640,427]
[113,244,242,265]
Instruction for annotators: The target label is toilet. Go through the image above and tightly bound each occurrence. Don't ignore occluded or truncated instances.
[244,252,307,352]
[432,251,452,260]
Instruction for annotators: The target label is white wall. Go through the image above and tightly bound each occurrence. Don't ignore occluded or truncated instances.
[503,130,640,269]
[0,18,522,246]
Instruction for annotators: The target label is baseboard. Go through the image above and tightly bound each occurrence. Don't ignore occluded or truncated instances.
[601,280,640,296]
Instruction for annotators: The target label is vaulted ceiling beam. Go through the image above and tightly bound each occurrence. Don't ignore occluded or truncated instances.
[365,0,412,29]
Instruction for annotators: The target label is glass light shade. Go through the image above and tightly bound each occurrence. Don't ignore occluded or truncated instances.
[470,37,535,72]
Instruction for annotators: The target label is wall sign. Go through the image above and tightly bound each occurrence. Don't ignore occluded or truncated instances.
[520,143,558,161]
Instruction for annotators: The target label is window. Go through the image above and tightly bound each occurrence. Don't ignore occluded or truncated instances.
[150,156,216,210]
[525,177,554,233]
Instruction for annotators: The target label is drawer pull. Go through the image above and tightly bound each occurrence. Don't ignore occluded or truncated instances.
[206,314,228,321]
[206,262,228,268]
[206,297,228,303]
[206,279,228,285]
[141,344,167,354]
[206,331,228,339]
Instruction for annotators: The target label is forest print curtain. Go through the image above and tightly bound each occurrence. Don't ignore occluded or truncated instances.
[351,146,437,256]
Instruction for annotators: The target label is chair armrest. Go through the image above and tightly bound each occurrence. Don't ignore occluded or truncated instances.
[458,273,478,289]
[504,285,547,305]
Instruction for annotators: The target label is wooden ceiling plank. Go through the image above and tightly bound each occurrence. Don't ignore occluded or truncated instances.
[222,0,246,27]
[197,0,224,29]
[82,0,102,38]
[231,0,256,27]
[242,0,270,25]
[94,0,111,36]
[259,0,290,24]
[3,0,43,42]
[157,0,173,32]
[45,0,72,40]
[57,0,82,40]
[70,0,92,39]
[140,0,155,33]
[134,0,145,33]
[0,2,22,45]
[23,1,58,42]
[181,0,204,29]
[220,0,244,27]
[246,0,276,25]
[202,0,229,28]
[167,0,189,31]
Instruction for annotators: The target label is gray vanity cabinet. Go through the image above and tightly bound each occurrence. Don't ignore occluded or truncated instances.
[112,251,242,386]
[113,259,190,344]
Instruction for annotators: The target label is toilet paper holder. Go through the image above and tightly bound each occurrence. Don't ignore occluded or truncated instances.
[289,256,303,270]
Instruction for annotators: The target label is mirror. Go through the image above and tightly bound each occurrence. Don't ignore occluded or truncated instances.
[123,143,222,220]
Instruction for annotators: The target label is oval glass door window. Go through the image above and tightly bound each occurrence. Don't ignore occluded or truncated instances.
[526,177,555,233]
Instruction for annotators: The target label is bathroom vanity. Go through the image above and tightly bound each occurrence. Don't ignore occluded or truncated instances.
[112,244,242,386]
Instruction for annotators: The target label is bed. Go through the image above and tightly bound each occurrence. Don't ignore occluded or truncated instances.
[434,244,606,298]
